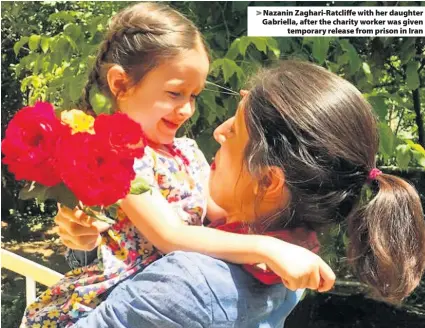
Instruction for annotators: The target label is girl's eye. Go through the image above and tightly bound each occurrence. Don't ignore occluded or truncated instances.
[167,91,181,98]
[190,94,200,100]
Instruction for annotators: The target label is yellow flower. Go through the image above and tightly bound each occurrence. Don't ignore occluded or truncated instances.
[70,292,83,305]
[40,292,52,303]
[31,324,42,328]
[160,189,170,198]
[83,291,98,304]
[72,267,82,275]
[61,109,95,134]
[107,229,121,243]
[42,320,57,328]
[28,302,42,310]
[47,309,60,319]
[114,247,129,261]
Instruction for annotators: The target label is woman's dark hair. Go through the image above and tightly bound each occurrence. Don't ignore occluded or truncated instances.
[82,2,207,111]
[244,60,425,303]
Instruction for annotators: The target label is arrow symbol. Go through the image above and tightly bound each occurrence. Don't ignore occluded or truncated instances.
[256,10,261,16]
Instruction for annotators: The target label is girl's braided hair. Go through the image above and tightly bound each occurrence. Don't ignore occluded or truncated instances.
[82,2,207,113]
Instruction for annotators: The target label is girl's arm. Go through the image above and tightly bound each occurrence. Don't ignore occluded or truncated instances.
[120,190,335,292]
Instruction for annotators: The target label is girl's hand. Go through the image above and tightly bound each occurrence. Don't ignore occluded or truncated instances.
[259,237,336,292]
[55,204,109,251]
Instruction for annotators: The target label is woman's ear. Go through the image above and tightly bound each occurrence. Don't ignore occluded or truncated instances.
[254,166,286,202]
[107,65,131,99]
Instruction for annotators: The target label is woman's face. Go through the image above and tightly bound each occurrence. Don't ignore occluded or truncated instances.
[209,99,258,222]
[210,97,289,223]
[117,47,209,145]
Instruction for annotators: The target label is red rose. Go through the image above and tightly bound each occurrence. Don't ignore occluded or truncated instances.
[57,132,137,207]
[2,102,67,186]
[94,112,146,158]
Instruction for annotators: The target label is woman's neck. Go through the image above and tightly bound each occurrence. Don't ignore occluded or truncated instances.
[224,209,255,225]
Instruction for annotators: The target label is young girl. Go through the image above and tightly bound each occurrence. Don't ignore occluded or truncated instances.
[21,3,334,327]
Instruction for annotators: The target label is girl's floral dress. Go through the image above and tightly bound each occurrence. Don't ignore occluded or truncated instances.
[21,138,210,328]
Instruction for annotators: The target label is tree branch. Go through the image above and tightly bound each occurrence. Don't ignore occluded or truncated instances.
[373,81,397,89]
[412,88,424,147]
[395,108,406,136]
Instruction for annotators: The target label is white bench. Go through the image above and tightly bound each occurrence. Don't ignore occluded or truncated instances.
[1,248,64,305]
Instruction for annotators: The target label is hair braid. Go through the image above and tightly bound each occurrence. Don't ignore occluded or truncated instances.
[82,37,114,114]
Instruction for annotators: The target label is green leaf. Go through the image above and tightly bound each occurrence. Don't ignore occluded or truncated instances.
[226,39,240,60]
[210,58,224,76]
[222,58,243,83]
[266,38,280,58]
[312,37,331,64]
[395,144,411,169]
[64,23,82,40]
[339,39,361,74]
[69,75,87,102]
[362,62,373,83]
[400,44,416,65]
[277,38,292,53]
[89,88,112,115]
[406,62,420,90]
[378,123,395,159]
[251,37,268,54]
[49,11,76,23]
[200,88,217,111]
[107,204,120,220]
[45,183,79,209]
[14,36,29,56]
[411,143,425,156]
[130,177,151,195]
[65,35,78,51]
[28,35,41,51]
[40,36,49,54]
[83,207,115,225]
[190,107,200,124]
[239,37,252,56]
[19,182,49,201]
[368,95,387,120]
[412,150,425,167]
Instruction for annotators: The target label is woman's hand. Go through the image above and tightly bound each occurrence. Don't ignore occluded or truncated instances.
[55,205,109,251]
[259,237,336,292]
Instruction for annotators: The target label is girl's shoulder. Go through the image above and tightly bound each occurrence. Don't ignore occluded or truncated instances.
[174,137,208,165]
[174,137,200,151]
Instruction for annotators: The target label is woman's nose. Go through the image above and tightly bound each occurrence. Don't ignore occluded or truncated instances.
[213,116,235,145]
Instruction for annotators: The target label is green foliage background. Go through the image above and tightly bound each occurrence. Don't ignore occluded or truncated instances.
[1,1,425,326]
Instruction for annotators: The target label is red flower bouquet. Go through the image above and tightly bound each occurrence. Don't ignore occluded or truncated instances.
[2,102,150,223]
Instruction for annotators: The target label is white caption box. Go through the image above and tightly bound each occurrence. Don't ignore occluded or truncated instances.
[248,7,425,37]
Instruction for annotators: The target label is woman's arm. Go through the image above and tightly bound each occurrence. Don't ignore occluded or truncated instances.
[206,193,227,222]
[120,191,335,292]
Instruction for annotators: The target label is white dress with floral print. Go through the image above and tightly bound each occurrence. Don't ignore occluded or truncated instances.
[21,138,210,328]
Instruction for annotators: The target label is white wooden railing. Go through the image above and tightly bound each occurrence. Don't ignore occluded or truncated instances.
[1,248,64,305]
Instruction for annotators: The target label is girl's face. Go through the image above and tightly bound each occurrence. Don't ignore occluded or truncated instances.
[117,47,209,145]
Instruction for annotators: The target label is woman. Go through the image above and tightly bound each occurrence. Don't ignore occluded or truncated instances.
[59,60,425,327]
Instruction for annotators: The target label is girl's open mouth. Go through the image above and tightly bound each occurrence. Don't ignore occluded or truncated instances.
[162,119,179,130]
